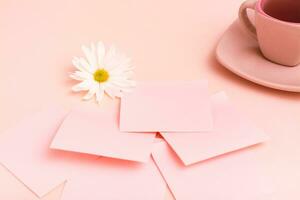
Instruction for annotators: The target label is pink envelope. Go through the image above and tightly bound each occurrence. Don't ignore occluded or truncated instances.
[0,108,166,199]
[152,141,273,200]
[50,103,156,162]
[0,107,91,196]
[61,157,166,200]
[161,92,269,165]
[120,81,213,132]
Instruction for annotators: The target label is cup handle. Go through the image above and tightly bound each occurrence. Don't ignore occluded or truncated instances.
[239,0,258,39]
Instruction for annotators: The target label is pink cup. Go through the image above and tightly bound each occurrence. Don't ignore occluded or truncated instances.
[239,0,300,67]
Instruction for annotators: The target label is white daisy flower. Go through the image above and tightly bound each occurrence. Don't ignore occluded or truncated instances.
[70,42,136,104]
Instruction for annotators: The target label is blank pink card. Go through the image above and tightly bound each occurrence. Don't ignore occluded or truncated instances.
[120,81,213,132]
[50,103,156,162]
[61,157,166,200]
[0,107,99,197]
[161,92,269,165]
[0,108,166,199]
[152,141,273,200]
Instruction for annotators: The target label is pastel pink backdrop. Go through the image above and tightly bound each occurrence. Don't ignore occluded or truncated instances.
[0,0,299,199]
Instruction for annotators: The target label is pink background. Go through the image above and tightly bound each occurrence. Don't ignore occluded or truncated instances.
[0,0,299,199]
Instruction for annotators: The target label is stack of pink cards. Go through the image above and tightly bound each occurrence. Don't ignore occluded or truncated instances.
[0,80,272,199]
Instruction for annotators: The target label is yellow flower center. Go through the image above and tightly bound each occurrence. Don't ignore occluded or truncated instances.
[93,69,109,83]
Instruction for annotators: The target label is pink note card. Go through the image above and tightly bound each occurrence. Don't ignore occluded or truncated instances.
[0,107,166,199]
[152,141,273,200]
[120,80,213,132]
[0,107,99,197]
[61,157,166,200]
[161,92,269,165]
[50,103,156,162]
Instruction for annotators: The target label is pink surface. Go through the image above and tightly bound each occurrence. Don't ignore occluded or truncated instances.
[0,0,300,199]
[152,141,274,200]
[120,81,213,132]
[161,91,269,165]
[61,157,166,200]
[51,103,156,162]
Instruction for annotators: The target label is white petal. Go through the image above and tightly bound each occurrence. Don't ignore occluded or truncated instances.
[104,83,125,98]
[104,88,115,99]
[117,56,132,70]
[97,42,105,67]
[105,88,122,98]
[115,86,133,93]
[90,43,97,66]
[79,58,93,73]
[110,70,134,78]
[109,68,133,77]
[83,84,98,100]
[110,78,136,87]
[70,71,92,81]
[72,57,91,73]
[125,71,135,79]
[112,86,123,98]
[82,44,97,71]
[102,45,134,75]
[110,80,135,89]
[96,87,105,104]
[71,80,93,92]
[70,74,82,81]
[103,45,118,70]
[110,65,134,74]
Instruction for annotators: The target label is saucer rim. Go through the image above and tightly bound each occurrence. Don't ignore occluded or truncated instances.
[216,22,300,93]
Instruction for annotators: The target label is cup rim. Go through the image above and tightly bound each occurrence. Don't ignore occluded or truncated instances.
[257,0,300,25]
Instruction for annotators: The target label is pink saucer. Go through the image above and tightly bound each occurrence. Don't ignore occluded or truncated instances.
[216,20,300,92]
